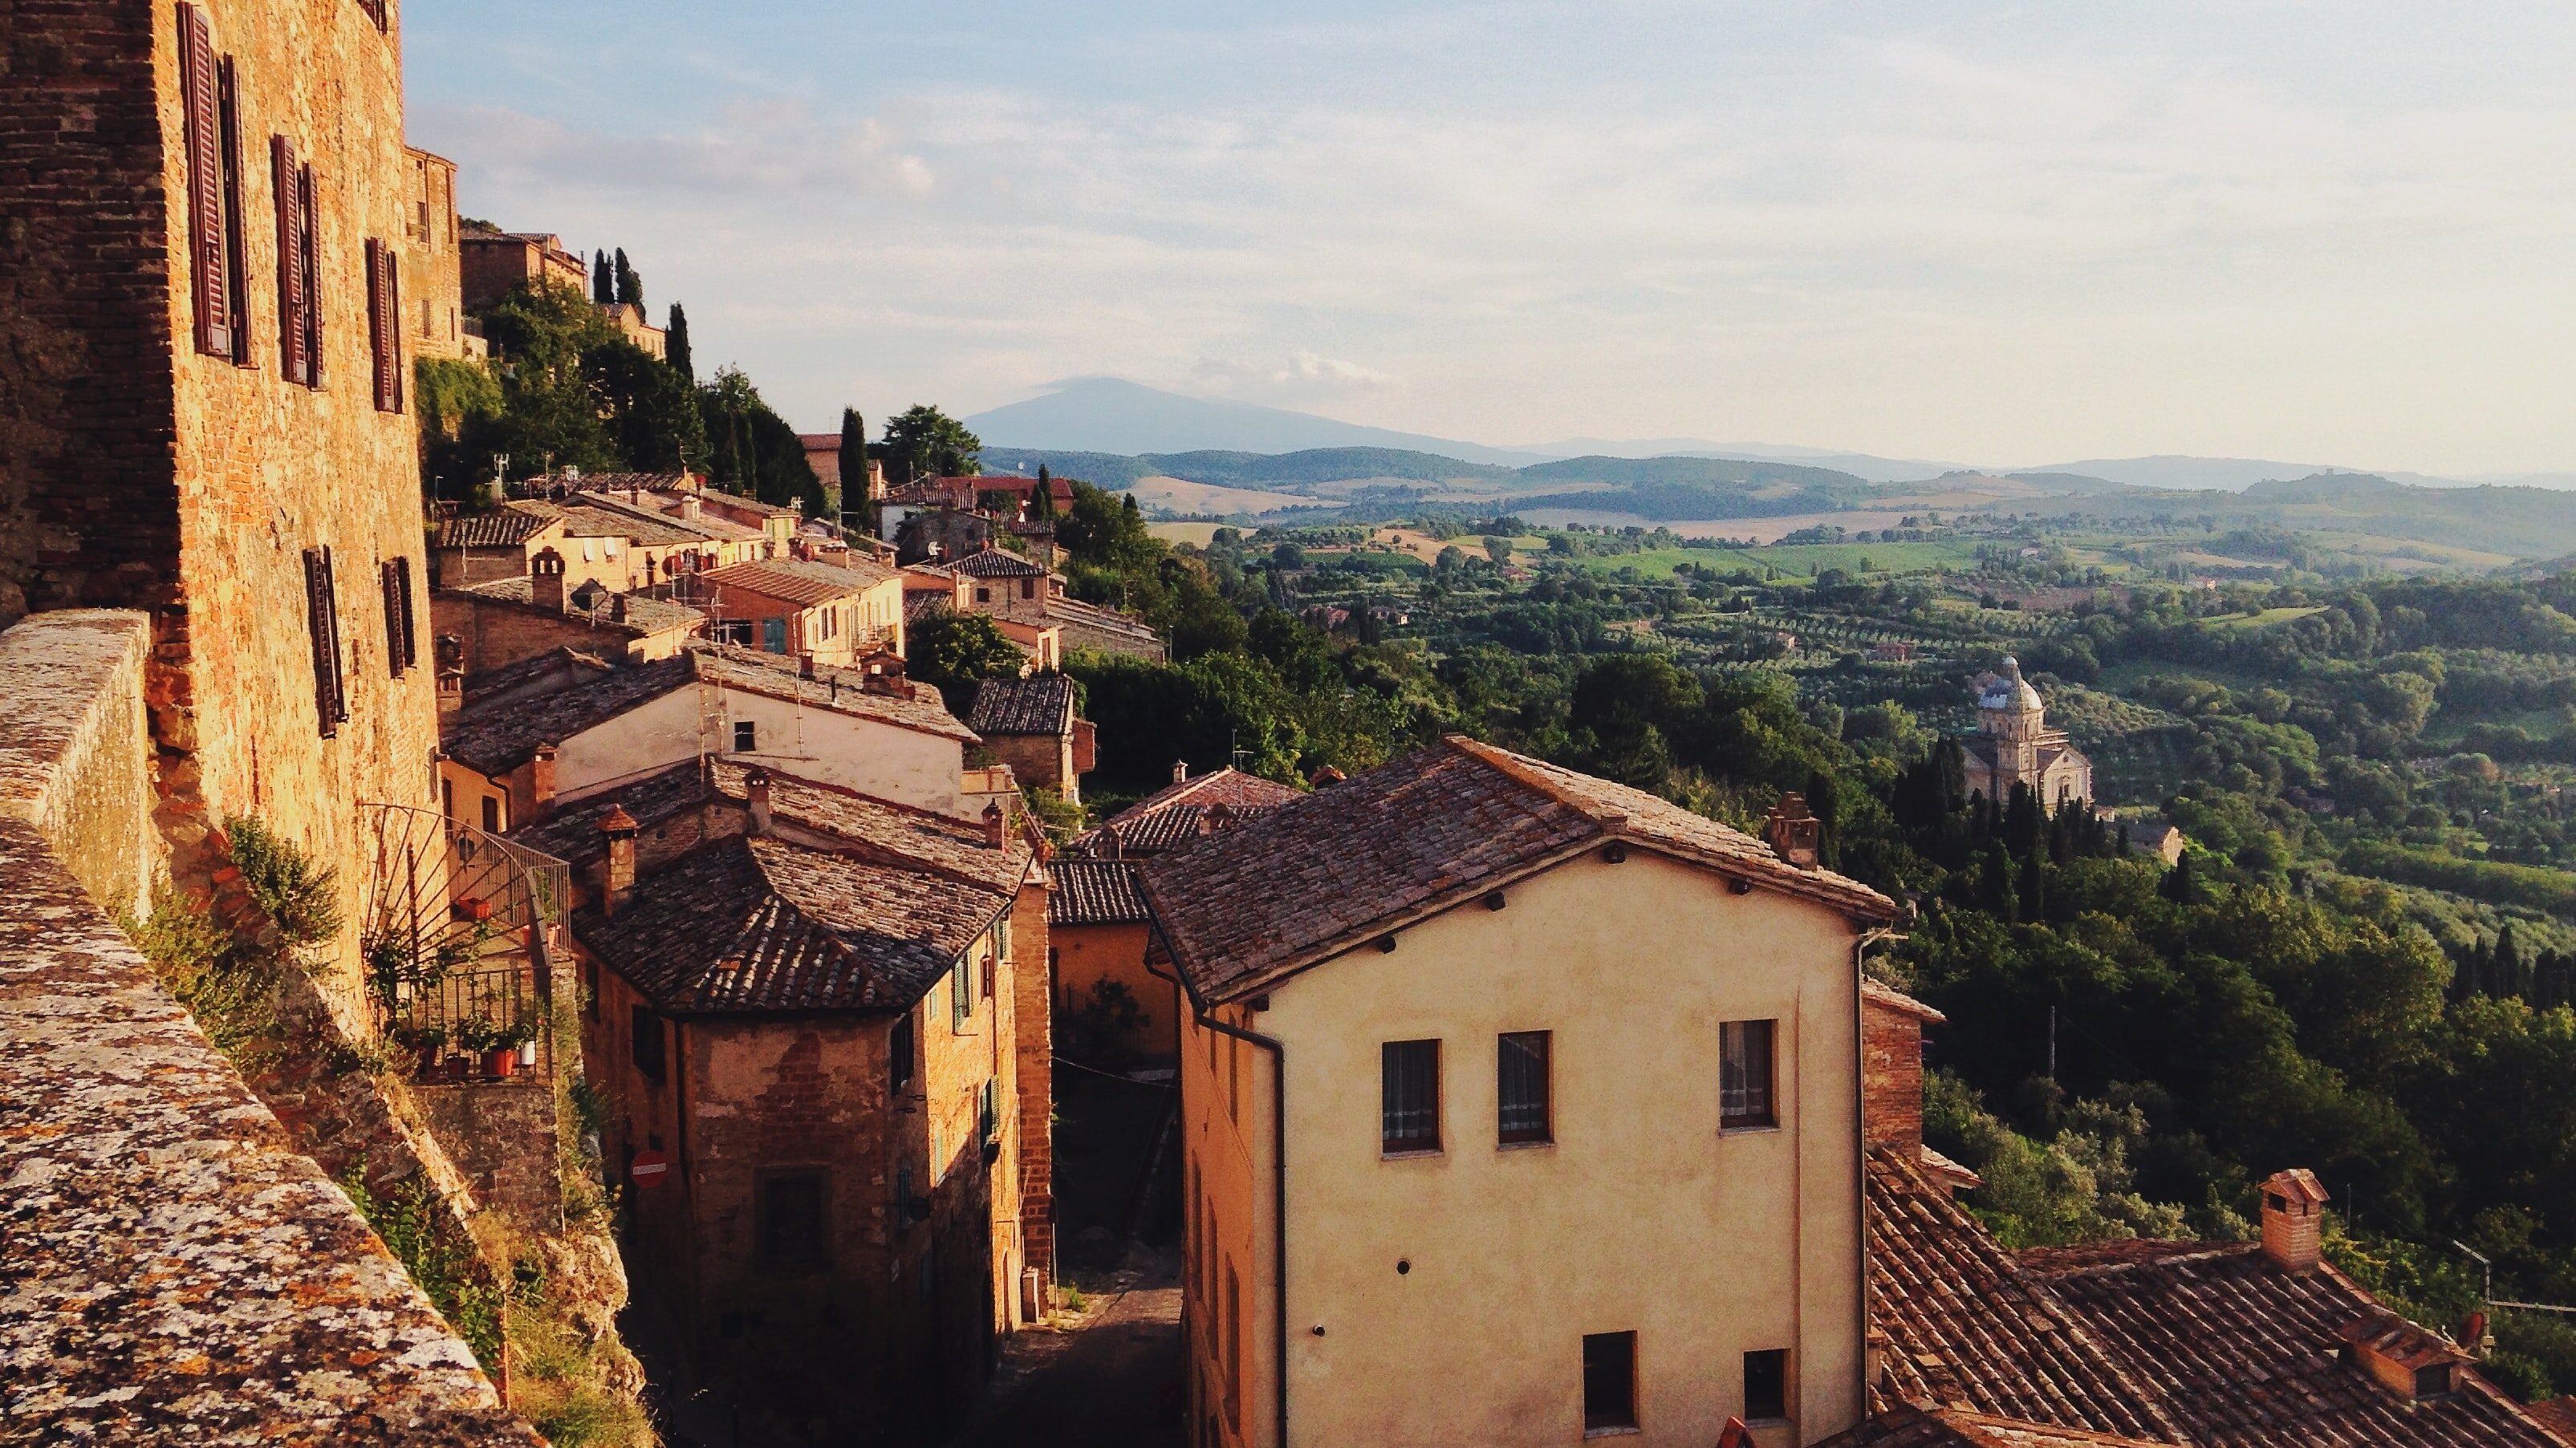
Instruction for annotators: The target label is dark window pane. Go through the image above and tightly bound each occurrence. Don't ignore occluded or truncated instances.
[1497,1031,1551,1144]
[1380,1039,1440,1153]
[890,1012,915,1092]
[1583,1331,1637,1430]
[758,1172,826,1267]
[1721,1019,1776,1129]
[1745,1348,1788,1420]
[632,1004,664,1081]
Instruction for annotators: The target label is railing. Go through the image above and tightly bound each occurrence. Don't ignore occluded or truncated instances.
[357,801,572,1084]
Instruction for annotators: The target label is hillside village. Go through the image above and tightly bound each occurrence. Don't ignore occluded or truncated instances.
[5,5,2576,1448]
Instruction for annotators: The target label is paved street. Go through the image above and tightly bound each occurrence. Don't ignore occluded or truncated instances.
[948,1244,1185,1448]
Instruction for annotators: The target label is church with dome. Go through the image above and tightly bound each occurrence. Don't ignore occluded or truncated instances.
[1962,656,2094,807]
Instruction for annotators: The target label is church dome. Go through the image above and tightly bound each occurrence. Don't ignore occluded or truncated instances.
[1979,656,2044,714]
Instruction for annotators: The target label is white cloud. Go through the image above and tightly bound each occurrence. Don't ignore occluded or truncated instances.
[404,2,2576,472]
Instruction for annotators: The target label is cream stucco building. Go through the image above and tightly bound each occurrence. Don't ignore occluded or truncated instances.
[1140,737,1895,1448]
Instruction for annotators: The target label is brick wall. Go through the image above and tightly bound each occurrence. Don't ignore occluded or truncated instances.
[1863,988,1928,1156]
[401,145,464,360]
[1010,877,1056,1287]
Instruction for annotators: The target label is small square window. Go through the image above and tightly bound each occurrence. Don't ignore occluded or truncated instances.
[733,720,758,752]
[1497,1031,1552,1145]
[758,1171,827,1268]
[1744,1348,1788,1422]
[1381,1039,1441,1154]
[1583,1331,1637,1433]
[1720,1019,1776,1130]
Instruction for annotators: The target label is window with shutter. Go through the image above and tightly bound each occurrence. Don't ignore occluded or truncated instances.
[303,547,347,736]
[357,0,388,32]
[366,240,404,412]
[298,164,323,386]
[216,59,250,366]
[381,558,416,675]
[272,136,308,383]
[177,5,231,359]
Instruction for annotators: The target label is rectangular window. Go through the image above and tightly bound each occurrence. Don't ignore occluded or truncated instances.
[895,1166,913,1225]
[756,1171,826,1268]
[1583,1332,1638,1434]
[1744,1349,1789,1422]
[1497,1031,1552,1145]
[1720,1020,1777,1130]
[364,238,404,412]
[177,5,231,358]
[993,915,1013,963]
[302,547,347,736]
[1224,1261,1242,1431]
[980,1077,999,1144]
[632,1004,664,1081]
[951,954,972,1029]
[356,0,389,33]
[762,616,787,653]
[732,720,757,752]
[1380,1039,1441,1154]
[273,137,311,383]
[214,59,250,366]
[481,794,500,834]
[380,558,416,675]
[889,1011,915,1093]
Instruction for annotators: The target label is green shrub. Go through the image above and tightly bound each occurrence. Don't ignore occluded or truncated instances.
[225,815,344,946]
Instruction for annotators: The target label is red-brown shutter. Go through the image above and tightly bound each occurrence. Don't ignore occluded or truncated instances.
[366,238,402,412]
[382,557,416,675]
[273,136,307,383]
[177,4,230,358]
[217,58,250,365]
[299,164,324,387]
[386,250,404,411]
[357,0,388,33]
[305,547,347,734]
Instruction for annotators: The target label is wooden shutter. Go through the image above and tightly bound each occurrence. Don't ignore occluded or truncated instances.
[299,164,324,387]
[366,239,403,412]
[177,4,230,358]
[381,557,416,675]
[273,136,307,383]
[216,59,250,365]
[357,0,388,32]
[303,547,347,735]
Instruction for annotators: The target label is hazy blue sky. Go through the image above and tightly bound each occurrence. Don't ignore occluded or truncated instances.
[406,2,2576,472]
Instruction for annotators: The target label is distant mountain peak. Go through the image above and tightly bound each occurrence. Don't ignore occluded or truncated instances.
[963,379,1542,466]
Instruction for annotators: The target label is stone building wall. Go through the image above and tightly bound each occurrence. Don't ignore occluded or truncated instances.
[0,0,446,1026]
[403,145,466,361]
[1010,876,1056,1288]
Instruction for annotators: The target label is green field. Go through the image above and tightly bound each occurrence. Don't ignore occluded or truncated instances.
[1567,540,1982,581]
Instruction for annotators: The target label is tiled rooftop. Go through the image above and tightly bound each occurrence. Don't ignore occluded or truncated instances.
[1050,859,1152,927]
[968,675,1075,736]
[1140,736,1893,1001]
[953,548,1049,579]
[433,505,559,550]
[570,834,1010,1016]
[449,575,705,635]
[1046,594,1160,641]
[1073,768,1302,858]
[1822,1406,2169,1448]
[694,555,897,608]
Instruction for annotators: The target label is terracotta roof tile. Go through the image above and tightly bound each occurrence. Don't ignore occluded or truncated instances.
[693,556,897,608]
[969,675,1075,736]
[1139,737,1893,1001]
[1818,1405,2170,1448]
[435,504,560,550]
[953,548,1049,578]
[1050,859,1152,926]
[449,575,705,635]
[570,834,1008,1015]
[1073,768,1304,858]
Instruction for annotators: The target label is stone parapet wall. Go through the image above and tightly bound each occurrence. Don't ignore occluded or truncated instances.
[0,610,538,1443]
[0,610,162,920]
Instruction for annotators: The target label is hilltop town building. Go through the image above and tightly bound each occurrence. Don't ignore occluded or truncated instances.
[967,675,1095,802]
[1143,739,1894,1447]
[401,146,472,359]
[681,555,906,664]
[542,760,1053,1439]
[1960,657,2092,807]
[459,224,586,307]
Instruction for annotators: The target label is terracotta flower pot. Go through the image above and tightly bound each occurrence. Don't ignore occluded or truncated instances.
[452,897,494,923]
[483,1047,517,1078]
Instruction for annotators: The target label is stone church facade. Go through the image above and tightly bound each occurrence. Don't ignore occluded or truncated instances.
[1962,656,2094,807]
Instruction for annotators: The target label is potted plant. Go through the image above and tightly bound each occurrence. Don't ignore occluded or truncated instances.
[496,1019,539,1076]
[452,895,495,923]
[453,1016,508,1077]
[392,1023,445,1077]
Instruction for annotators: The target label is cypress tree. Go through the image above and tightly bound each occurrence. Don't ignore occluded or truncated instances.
[1032,464,1056,521]
[615,248,642,307]
[2160,851,2195,905]
[2494,924,2524,1000]
[838,408,870,533]
[2019,850,2046,921]
[592,249,614,305]
[665,304,694,384]
[1985,844,2018,924]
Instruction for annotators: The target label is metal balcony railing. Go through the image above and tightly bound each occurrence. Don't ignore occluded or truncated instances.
[356,801,571,1083]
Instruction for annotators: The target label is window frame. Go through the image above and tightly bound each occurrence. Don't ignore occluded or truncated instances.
[732,719,758,753]
[889,1009,916,1094]
[1743,1347,1790,1423]
[302,546,347,736]
[1379,1038,1443,1156]
[177,4,230,359]
[1582,1330,1639,1435]
[1719,1018,1778,1131]
[1497,1030,1553,1146]
[754,1169,828,1271]
[632,1003,665,1081]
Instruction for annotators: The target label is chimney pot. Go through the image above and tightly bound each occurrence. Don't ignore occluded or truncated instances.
[599,804,640,916]
[746,768,774,836]
[530,744,559,821]
[982,799,1008,847]
[2260,1168,2330,1275]
[1765,792,1822,869]
[530,547,567,613]
[1172,760,1189,785]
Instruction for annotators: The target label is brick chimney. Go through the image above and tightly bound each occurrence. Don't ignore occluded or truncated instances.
[530,744,559,821]
[599,805,639,917]
[1765,793,1822,869]
[982,799,1008,847]
[798,653,816,679]
[746,768,773,836]
[2261,1169,2330,1274]
[1862,980,1945,1158]
[530,547,567,613]
[1172,759,1189,785]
